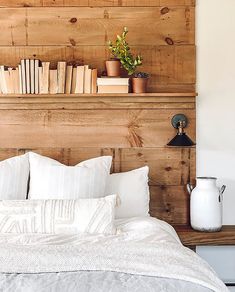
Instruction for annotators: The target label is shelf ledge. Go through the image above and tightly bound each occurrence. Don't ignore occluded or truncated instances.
[0,93,197,110]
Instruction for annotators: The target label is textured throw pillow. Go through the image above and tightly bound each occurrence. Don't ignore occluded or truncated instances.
[0,154,29,200]
[105,166,150,218]
[28,152,112,200]
[0,195,117,235]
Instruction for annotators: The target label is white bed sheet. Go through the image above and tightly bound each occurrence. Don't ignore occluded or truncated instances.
[0,217,228,292]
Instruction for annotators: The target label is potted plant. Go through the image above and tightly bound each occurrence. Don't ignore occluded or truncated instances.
[132,72,149,94]
[105,59,121,77]
[108,27,149,93]
[106,30,126,77]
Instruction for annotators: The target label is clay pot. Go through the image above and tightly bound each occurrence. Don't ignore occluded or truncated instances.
[132,77,148,93]
[105,60,121,77]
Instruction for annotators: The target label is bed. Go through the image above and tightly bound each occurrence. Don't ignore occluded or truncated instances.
[0,152,228,292]
[0,217,227,292]
[0,93,227,291]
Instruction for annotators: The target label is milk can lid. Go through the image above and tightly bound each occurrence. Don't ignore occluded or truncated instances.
[196,176,217,180]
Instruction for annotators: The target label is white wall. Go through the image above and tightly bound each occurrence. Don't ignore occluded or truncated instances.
[197,0,235,224]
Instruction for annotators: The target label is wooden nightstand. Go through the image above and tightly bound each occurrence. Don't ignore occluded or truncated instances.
[174,225,235,251]
[174,225,235,288]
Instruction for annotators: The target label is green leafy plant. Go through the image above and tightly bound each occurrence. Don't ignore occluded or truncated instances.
[108,27,143,76]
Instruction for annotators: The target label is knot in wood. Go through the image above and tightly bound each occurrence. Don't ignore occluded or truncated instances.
[104,10,109,19]
[70,18,77,24]
[69,38,76,46]
[161,7,170,15]
[165,37,174,45]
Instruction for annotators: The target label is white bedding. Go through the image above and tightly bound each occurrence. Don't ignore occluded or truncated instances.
[0,217,228,292]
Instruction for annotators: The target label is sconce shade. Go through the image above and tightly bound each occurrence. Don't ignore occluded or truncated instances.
[167,132,195,147]
[167,113,196,147]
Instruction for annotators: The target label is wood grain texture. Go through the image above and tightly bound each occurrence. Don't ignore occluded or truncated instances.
[0,0,195,7]
[0,7,194,46]
[0,1,196,225]
[175,225,235,246]
[0,108,195,148]
[0,94,196,110]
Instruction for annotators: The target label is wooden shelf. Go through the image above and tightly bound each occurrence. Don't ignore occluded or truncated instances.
[0,93,197,98]
[175,225,235,247]
[0,93,197,110]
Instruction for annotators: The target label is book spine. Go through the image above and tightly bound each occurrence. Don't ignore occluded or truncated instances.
[84,65,89,94]
[97,77,129,86]
[57,61,66,94]
[8,68,14,94]
[4,70,10,94]
[97,85,129,94]
[25,59,30,94]
[75,65,85,94]
[40,62,50,94]
[49,69,58,94]
[38,66,43,94]
[84,67,92,94]
[30,59,35,94]
[34,60,39,94]
[0,66,7,94]
[65,65,73,94]
[91,69,97,94]
[21,60,26,94]
[71,67,77,94]
[14,68,20,94]
[18,65,22,94]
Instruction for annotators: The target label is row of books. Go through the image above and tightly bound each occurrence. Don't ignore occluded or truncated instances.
[0,60,98,94]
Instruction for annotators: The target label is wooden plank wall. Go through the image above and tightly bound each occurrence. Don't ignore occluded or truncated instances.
[0,0,195,92]
[0,1,196,225]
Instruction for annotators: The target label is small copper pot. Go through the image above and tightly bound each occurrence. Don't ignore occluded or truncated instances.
[105,60,121,77]
[132,77,148,93]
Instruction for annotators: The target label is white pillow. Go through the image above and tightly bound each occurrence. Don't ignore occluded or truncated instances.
[28,152,112,200]
[0,195,117,235]
[105,166,150,218]
[0,154,29,200]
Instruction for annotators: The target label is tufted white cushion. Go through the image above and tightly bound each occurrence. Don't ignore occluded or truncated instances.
[105,166,150,218]
[0,154,29,200]
[28,152,112,200]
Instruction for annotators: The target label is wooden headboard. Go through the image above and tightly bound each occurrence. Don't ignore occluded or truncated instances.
[0,94,196,224]
[0,0,196,225]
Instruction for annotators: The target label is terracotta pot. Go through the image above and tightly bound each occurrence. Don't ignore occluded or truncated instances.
[105,60,121,77]
[132,77,148,93]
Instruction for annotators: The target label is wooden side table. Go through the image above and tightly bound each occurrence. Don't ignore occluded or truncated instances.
[174,225,235,251]
[174,225,235,287]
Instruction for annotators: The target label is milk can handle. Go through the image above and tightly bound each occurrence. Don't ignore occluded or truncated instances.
[187,183,194,195]
[219,185,226,202]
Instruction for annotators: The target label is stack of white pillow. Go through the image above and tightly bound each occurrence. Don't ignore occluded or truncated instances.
[0,152,150,235]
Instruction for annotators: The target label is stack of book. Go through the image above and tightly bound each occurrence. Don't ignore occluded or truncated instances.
[0,60,98,94]
[97,77,129,93]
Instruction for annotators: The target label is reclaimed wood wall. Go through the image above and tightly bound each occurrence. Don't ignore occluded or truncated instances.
[0,0,196,225]
[0,0,195,92]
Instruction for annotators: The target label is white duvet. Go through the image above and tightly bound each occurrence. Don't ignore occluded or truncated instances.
[0,217,228,292]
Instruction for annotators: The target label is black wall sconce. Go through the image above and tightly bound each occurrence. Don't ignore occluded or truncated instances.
[167,114,196,147]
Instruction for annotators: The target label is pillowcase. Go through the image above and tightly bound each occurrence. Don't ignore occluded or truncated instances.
[0,195,117,235]
[28,152,112,200]
[105,166,150,218]
[0,154,29,200]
